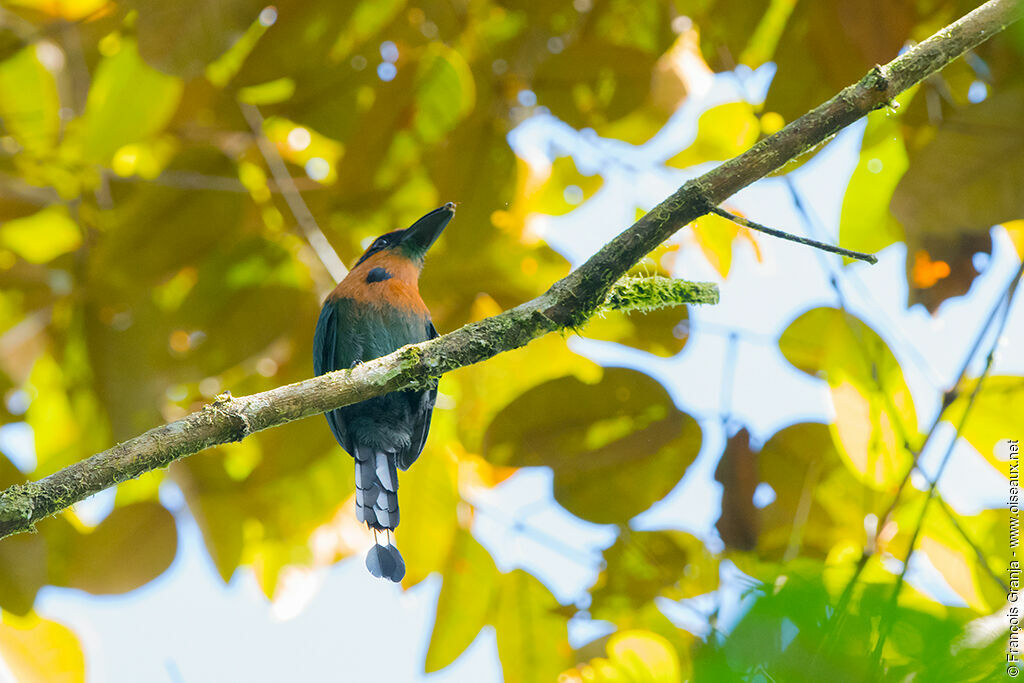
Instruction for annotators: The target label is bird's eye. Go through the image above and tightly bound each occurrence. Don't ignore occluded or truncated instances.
[373,238,388,249]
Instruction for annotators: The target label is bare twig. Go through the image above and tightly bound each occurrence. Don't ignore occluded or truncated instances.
[710,206,878,263]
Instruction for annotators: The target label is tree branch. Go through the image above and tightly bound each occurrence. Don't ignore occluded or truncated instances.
[1,0,1020,540]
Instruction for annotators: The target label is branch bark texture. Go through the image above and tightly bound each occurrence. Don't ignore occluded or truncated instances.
[1,0,1021,539]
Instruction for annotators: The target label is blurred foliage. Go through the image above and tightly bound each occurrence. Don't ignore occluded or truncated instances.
[692,565,1007,683]
[779,308,921,489]
[561,629,684,683]
[0,0,1020,681]
[0,611,84,683]
[483,367,702,524]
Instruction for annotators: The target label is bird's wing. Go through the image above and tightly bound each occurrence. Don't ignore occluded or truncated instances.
[314,298,354,454]
[396,320,438,470]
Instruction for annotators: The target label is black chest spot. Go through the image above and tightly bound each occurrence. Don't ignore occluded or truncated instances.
[366,267,393,284]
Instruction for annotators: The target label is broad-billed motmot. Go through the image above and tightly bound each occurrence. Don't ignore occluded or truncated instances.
[313,203,454,582]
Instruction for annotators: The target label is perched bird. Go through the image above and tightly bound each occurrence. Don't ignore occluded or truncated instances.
[313,203,454,582]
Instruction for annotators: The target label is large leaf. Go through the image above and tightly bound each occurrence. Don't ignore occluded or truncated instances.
[688,210,759,278]
[722,423,888,569]
[0,45,60,155]
[532,40,657,129]
[838,88,915,259]
[0,454,46,616]
[0,612,85,683]
[394,426,460,587]
[25,352,106,475]
[71,38,184,164]
[0,206,81,264]
[714,429,760,551]
[762,0,933,122]
[566,630,681,683]
[59,502,178,594]
[127,0,266,77]
[667,102,760,169]
[579,304,689,358]
[590,530,718,621]
[941,376,1024,474]
[483,367,702,525]
[892,88,1024,311]
[425,530,500,673]
[779,308,919,489]
[0,534,46,616]
[449,311,599,452]
[493,569,572,683]
[890,492,1007,614]
[413,44,476,144]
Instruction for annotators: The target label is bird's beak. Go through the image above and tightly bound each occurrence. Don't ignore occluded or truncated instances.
[401,202,456,253]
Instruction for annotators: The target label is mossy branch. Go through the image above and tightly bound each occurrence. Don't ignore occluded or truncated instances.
[0,0,1021,540]
[602,276,719,313]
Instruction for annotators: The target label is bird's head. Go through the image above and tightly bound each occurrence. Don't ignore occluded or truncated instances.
[355,202,456,269]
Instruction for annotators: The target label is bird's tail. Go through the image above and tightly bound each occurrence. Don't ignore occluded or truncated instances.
[353,445,405,582]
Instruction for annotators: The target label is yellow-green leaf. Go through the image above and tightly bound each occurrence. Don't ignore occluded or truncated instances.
[395,427,460,587]
[892,493,1007,613]
[483,368,701,524]
[0,612,85,683]
[128,0,265,78]
[3,0,107,20]
[590,531,717,620]
[689,211,756,278]
[25,353,87,474]
[73,38,183,164]
[0,206,81,264]
[567,630,681,683]
[779,308,919,489]
[425,530,500,673]
[744,423,887,567]
[839,88,915,260]
[0,45,60,154]
[529,156,603,217]
[62,502,177,594]
[667,102,760,169]
[450,315,600,452]
[941,376,1024,476]
[414,45,476,145]
[579,305,689,357]
[494,570,572,683]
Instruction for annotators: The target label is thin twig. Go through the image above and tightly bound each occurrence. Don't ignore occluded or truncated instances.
[238,103,348,284]
[870,262,1023,670]
[783,175,1016,663]
[710,206,878,264]
[878,260,1024,532]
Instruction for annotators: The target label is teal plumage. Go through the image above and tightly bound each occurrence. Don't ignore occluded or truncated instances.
[313,203,454,582]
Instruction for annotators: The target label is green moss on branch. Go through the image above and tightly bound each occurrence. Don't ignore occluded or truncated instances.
[602,276,719,313]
